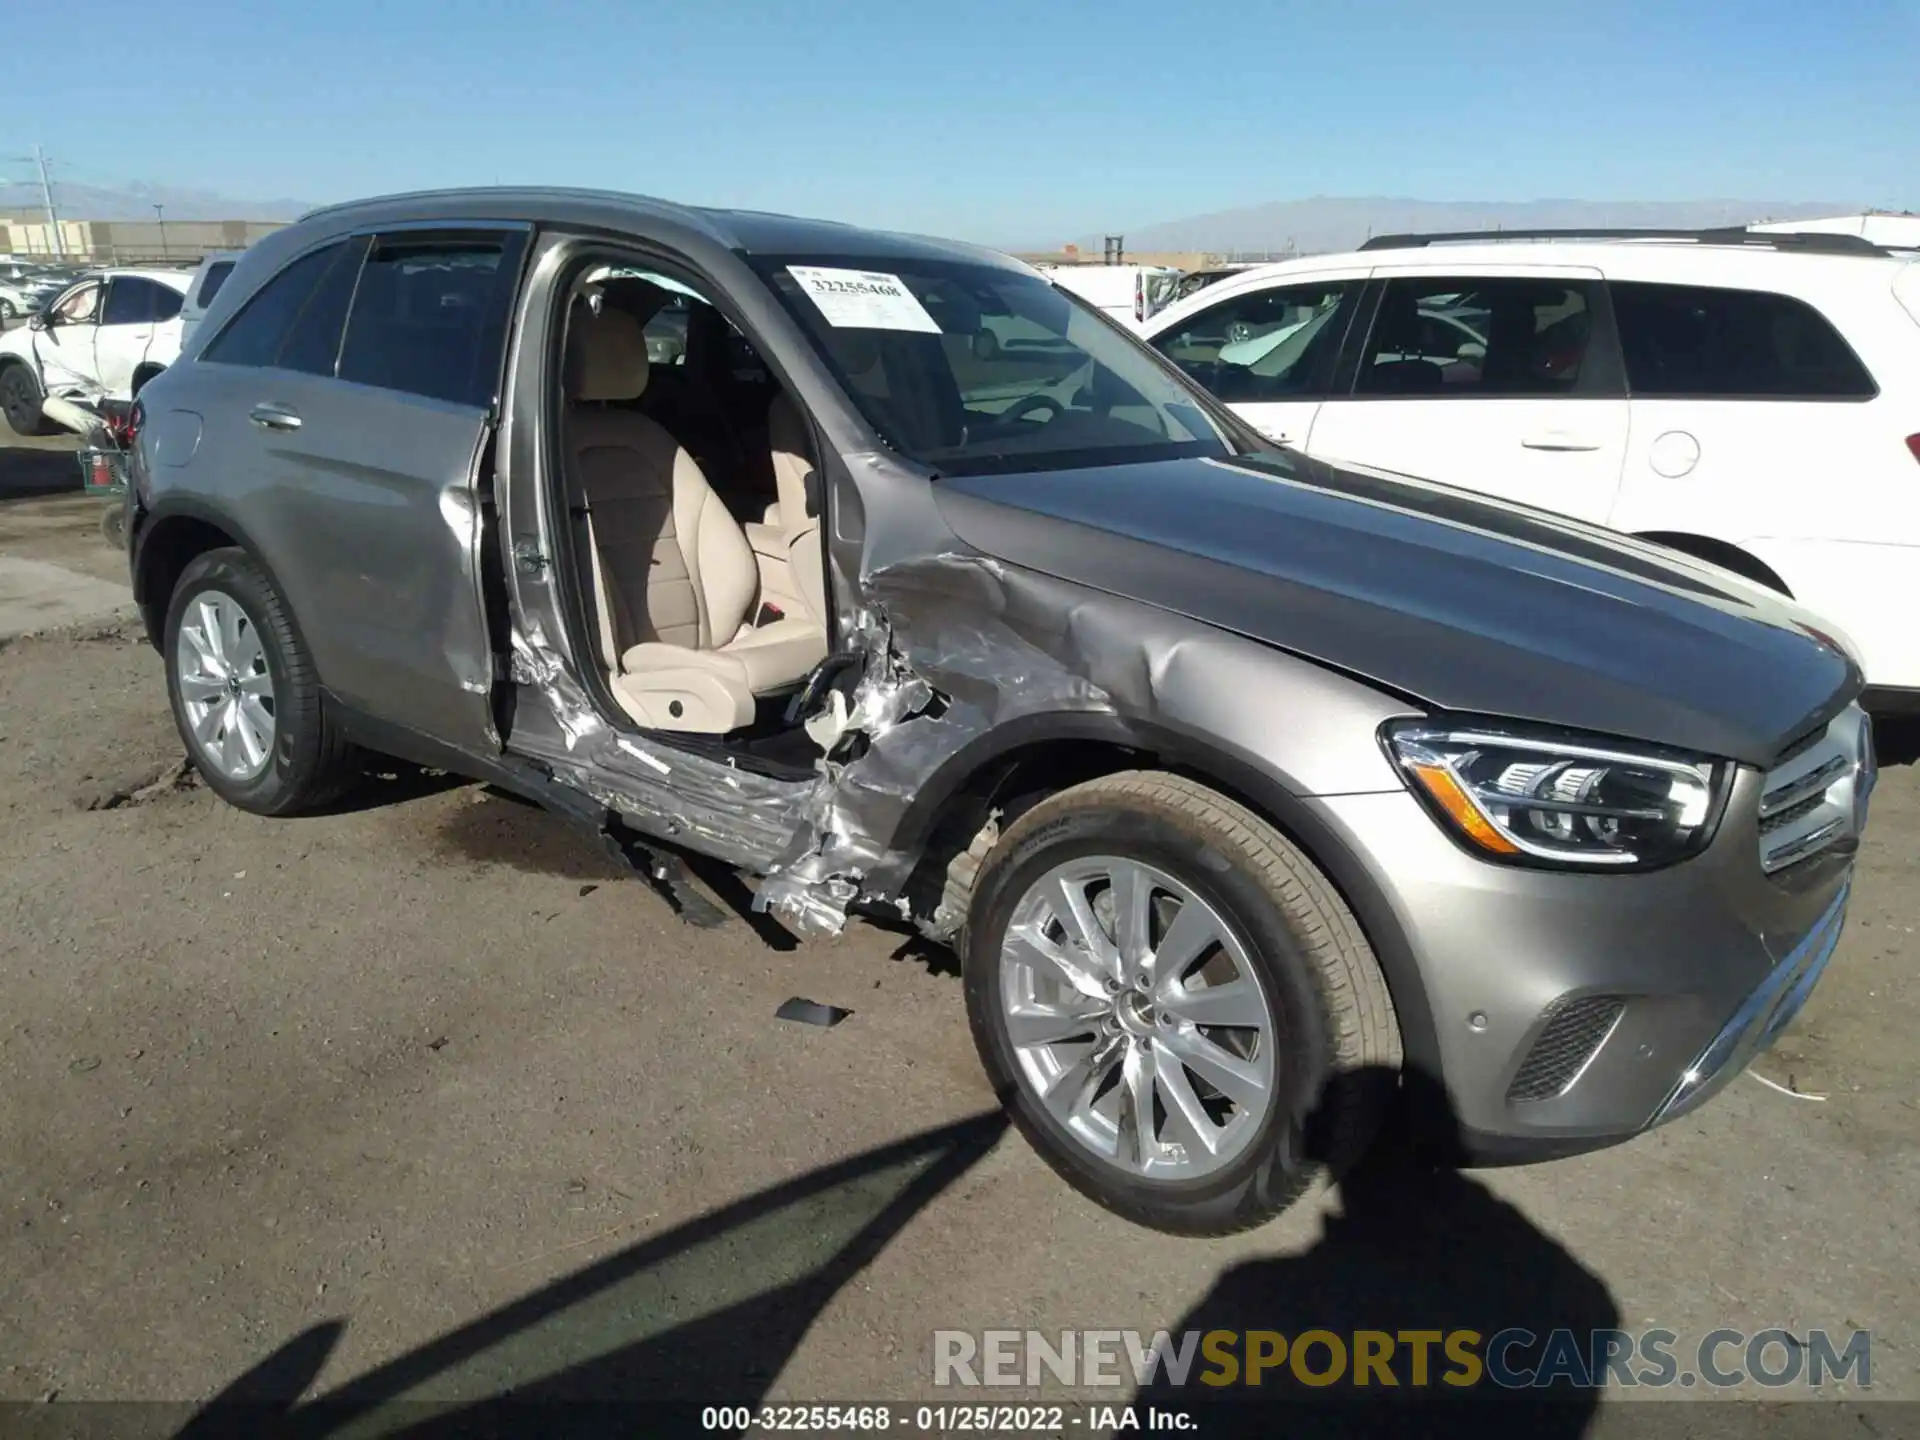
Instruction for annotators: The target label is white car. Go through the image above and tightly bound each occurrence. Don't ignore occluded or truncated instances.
[0,279,35,322]
[0,267,193,432]
[178,250,245,347]
[1142,228,1920,708]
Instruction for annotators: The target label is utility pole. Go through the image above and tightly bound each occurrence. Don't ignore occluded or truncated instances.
[153,203,168,260]
[4,145,66,257]
[34,144,63,258]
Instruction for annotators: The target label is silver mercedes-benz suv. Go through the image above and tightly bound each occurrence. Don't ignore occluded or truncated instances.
[120,188,1874,1233]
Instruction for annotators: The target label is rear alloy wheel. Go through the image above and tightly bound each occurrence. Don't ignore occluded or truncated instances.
[164,548,357,815]
[965,771,1401,1235]
[0,363,44,436]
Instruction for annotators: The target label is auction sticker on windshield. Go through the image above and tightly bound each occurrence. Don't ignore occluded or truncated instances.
[787,266,941,333]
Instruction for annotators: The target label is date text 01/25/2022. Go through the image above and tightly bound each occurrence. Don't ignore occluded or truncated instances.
[700,1402,1198,1432]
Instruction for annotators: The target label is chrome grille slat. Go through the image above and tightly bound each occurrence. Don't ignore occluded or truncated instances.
[1756,706,1871,875]
[1760,755,1849,818]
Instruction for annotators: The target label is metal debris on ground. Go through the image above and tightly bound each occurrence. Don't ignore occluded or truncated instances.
[775,997,853,1028]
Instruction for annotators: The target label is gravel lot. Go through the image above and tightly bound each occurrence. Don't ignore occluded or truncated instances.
[0,423,1915,1433]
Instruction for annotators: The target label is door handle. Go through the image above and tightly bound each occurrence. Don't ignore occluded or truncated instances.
[1521,432,1600,452]
[249,403,302,432]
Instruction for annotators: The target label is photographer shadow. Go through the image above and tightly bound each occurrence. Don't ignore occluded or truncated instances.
[1138,1071,1618,1438]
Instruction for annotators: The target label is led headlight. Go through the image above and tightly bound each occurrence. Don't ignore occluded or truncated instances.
[1384,719,1731,870]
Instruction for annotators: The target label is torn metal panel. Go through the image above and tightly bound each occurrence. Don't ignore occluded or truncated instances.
[753,552,1125,939]
[506,617,813,871]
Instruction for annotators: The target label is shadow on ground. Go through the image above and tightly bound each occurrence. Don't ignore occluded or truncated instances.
[0,444,83,500]
[168,1070,1640,1438]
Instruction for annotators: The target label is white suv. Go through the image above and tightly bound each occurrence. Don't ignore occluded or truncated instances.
[0,267,193,432]
[1141,229,1920,708]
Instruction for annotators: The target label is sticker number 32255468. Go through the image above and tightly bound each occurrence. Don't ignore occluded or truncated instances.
[787,266,942,334]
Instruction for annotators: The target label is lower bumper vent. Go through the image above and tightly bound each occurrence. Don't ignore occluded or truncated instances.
[1507,996,1626,1103]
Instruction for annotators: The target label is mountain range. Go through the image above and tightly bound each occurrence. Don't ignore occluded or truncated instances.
[0,181,313,223]
[3,183,1872,254]
[1069,197,1869,256]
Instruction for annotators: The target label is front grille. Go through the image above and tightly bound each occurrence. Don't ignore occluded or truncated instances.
[1508,996,1625,1103]
[1757,707,1870,875]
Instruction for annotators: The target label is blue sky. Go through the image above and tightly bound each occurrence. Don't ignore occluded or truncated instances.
[7,0,1917,243]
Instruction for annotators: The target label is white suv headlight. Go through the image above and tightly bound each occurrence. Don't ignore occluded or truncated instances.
[1384,719,1732,871]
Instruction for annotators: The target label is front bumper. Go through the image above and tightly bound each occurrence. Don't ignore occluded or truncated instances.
[1307,710,1868,1159]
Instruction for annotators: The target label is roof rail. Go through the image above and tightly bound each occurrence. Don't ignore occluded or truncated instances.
[1357,227,1889,257]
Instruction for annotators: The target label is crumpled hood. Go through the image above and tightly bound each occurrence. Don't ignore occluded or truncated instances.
[935,451,1860,766]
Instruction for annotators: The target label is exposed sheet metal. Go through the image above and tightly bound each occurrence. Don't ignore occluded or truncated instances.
[754,553,1120,939]
[507,617,812,871]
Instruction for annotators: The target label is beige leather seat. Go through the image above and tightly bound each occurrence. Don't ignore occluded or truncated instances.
[565,306,825,734]
[742,392,829,630]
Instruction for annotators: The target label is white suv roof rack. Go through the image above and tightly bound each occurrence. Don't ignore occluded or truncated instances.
[1358,227,1893,257]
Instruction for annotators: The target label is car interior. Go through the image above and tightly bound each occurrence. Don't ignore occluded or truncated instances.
[555,269,831,755]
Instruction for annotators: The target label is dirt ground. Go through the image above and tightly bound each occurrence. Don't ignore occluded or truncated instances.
[0,429,1915,1433]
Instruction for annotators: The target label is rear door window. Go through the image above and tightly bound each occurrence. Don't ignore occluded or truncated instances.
[1608,281,1876,398]
[153,284,184,322]
[101,278,161,326]
[1353,276,1600,397]
[337,233,527,408]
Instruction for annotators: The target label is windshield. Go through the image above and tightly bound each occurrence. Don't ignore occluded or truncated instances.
[749,254,1245,477]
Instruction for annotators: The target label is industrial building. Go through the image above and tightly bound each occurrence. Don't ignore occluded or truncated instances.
[1,212,286,265]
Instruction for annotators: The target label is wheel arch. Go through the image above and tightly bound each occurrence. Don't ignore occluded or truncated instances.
[890,710,1444,1089]
[1636,530,1792,595]
[132,499,312,667]
[131,362,166,397]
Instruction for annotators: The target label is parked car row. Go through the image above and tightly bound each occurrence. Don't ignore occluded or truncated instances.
[1136,227,1920,708]
[122,188,1876,1234]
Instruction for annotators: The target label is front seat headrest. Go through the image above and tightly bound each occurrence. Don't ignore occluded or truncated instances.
[569,305,651,402]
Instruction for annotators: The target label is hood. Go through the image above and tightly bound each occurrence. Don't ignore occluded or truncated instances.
[934,452,1859,767]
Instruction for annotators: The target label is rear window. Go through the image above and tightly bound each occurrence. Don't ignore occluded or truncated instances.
[1609,281,1876,399]
[336,233,526,408]
[195,261,235,309]
[204,241,357,371]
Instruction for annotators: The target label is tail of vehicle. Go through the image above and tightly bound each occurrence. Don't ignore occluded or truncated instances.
[1894,260,1920,464]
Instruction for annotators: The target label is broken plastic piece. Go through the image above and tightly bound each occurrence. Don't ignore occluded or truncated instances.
[775,997,852,1027]
[599,820,729,929]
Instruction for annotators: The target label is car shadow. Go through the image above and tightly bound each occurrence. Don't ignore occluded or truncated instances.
[174,1112,1011,1439]
[167,1070,1651,1438]
[303,761,472,818]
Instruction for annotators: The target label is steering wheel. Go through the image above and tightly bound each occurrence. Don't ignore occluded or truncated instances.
[997,393,1064,426]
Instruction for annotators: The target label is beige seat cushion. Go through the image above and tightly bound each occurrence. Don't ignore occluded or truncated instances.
[565,306,826,734]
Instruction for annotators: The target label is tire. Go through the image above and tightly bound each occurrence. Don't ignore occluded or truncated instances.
[0,361,45,436]
[964,771,1401,1235]
[100,500,126,551]
[131,365,163,398]
[163,547,357,815]
[0,299,16,320]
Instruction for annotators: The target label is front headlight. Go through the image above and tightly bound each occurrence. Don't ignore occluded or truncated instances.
[1383,718,1731,870]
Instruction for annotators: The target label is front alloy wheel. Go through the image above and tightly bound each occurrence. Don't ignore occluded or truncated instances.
[965,771,1402,1235]
[998,856,1276,1181]
[0,363,42,435]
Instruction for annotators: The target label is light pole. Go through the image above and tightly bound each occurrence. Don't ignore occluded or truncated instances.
[153,203,168,260]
